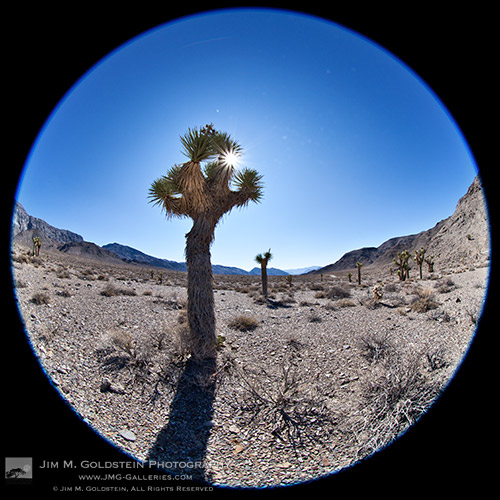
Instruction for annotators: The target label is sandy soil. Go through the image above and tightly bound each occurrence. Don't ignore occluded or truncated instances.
[11,245,489,487]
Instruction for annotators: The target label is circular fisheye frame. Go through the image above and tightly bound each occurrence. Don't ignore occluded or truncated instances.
[10,8,490,489]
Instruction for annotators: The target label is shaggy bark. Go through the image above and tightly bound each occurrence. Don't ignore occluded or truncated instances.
[261,263,268,298]
[185,216,217,362]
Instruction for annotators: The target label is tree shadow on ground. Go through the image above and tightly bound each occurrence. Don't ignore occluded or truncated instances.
[146,357,216,483]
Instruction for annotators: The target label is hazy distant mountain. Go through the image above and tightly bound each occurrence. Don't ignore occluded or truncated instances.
[312,176,490,274]
[284,266,322,275]
[102,243,187,272]
[103,243,259,275]
[248,267,289,276]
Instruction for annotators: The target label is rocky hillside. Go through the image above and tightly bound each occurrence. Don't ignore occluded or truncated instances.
[314,176,490,274]
[12,202,83,246]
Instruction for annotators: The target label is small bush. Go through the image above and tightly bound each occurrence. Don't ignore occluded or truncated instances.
[435,278,456,294]
[326,285,351,300]
[31,292,50,305]
[308,313,322,323]
[56,269,71,279]
[356,352,443,456]
[336,298,356,308]
[359,332,392,363]
[410,288,438,313]
[228,315,259,332]
[426,346,448,371]
[101,284,137,297]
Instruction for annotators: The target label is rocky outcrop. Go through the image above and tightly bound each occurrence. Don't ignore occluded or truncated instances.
[315,176,490,274]
[12,202,83,244]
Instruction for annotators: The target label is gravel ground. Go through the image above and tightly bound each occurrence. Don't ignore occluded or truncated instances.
[11,246,490,488]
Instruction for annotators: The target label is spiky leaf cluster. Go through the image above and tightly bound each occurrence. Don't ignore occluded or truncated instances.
[149,124,263,220]
[255,249,273,265]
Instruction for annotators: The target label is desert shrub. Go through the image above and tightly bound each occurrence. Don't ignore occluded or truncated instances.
[308,313,322,323]
[435,278,456,294]
[12,253,29,264]
[100,283,137,297]
[425,346,448,371]
[30,256,43,267]
[56,269,71,279]
[358,332,393,363]
[31,292,50,305]
[336,298,356,308]
[309,283,325,291]
[228,315,259,331]
[326,285,351,300]
[410,288,438,313]
[231,356,335,449]
[351,351,443,458]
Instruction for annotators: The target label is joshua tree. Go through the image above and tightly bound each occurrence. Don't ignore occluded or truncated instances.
[6,468,26,479]
[356,261,363,285]
[394,250,410,281]
[425,255,435,273]
[347,272,352,283]
[255,249,273,298]
[149,124,263,362]
[32,236,42,257]
[414,247,426,280]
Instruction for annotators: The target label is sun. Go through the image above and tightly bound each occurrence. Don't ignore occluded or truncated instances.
[220,149,241,168]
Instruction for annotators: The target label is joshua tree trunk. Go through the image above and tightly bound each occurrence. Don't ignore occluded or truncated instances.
[261,263,268,298]
[185,217,217,362]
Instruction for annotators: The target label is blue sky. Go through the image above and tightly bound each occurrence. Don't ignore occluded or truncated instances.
[15,8,478,270]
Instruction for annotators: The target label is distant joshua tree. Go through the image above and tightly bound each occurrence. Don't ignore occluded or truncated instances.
[425,255,435,273]
[356,262,363,285]
[149,124,263,362]
[32,236,42,257]
[414,247,426,279]
[394,250,410,281]
[255,249,273,298]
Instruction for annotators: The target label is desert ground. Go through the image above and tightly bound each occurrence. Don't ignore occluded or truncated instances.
[11,244,489,487]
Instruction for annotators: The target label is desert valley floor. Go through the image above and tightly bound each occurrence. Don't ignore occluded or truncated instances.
[11,246,489,487]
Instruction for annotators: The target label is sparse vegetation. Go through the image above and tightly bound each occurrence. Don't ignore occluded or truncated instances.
[351,349,444,458]
[358,332,392,363]
[10,229,488,488]
[435,277,456,294]
[31,291,50,305]
[326,285,351,300]
[410,288,438,313]
[228,314,259,331]
[100,283,137,297]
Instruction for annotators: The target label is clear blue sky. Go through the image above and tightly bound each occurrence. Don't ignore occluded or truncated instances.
[15,8,478,271]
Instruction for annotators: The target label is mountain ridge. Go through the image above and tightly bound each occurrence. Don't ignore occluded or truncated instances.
[11,176,488,276]
[312,175,489,274]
